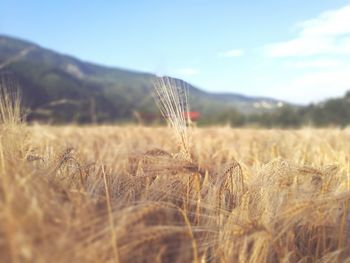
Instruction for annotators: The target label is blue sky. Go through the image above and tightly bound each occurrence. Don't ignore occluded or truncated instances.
[1,0,350,104]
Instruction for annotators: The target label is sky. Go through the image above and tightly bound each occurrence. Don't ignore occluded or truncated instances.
[1,0,350,104]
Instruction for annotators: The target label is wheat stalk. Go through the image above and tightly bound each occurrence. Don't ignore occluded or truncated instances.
[0,77,22,125]
[153,76,192,160]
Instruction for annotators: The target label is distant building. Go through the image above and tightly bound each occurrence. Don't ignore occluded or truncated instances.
[183,111,200,122]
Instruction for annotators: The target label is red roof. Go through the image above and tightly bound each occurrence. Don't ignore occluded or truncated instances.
[183,111,200,121]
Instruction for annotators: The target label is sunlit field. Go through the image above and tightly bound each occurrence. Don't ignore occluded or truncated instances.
[1,121,350,262]
[0,79,349,263]
[2,1,350,261]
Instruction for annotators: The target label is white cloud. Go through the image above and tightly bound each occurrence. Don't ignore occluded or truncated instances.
[175,68,200,76]
[284,59,343,69]
[269,67,350,103]
[297,6,350,36]
[219,49,245,57]
[264,5,350,57]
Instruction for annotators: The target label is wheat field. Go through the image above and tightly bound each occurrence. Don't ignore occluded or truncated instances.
[1,123,350,262]
[1,82,350,262]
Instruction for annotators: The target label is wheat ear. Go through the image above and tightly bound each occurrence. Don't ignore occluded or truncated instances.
[153,76,192,160]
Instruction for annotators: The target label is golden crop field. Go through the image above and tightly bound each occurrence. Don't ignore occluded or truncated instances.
[1,84,350,263]
[1,122,350,262]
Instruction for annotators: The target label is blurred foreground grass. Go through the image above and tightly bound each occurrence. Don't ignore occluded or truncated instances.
[1,124,350,262]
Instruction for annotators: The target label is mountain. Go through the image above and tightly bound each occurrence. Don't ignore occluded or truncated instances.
[0,35,286,123]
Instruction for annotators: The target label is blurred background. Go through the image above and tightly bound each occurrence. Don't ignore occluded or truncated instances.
[1,0,350,127]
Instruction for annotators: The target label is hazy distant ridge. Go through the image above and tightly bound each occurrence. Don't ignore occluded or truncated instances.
[0,35,285,123]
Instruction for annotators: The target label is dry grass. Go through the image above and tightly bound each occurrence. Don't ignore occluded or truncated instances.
[1,81,350,262]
